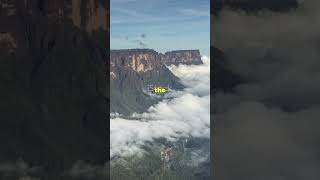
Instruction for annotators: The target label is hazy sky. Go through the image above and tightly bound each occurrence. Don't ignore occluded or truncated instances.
[110,0,210,56]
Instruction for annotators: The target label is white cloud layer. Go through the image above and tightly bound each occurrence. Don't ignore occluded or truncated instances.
[213,1,320,178]
[110,56,210,157]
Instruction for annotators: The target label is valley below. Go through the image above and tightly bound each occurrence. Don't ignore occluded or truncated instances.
[110,49,210,180]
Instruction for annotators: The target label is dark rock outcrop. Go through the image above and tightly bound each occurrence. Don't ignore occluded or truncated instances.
[212,46,244,93]
[161,50,202,66]
[212,0,298,14]
[0,0,108,179]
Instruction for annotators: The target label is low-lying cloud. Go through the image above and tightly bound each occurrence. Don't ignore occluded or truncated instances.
[0,159,42,179]
[67,161,108,179]
[213,0,320,179]
[110,56,210,158]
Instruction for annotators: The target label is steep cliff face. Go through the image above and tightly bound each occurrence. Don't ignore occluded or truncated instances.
[0,0,109,52]
[0,0,108,178]
[110,49,184,115]
[110,49,162,77]
[0,0,108,31]
[161,50,202,66]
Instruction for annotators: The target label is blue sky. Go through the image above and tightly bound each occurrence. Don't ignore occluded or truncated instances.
[110,0,210,56]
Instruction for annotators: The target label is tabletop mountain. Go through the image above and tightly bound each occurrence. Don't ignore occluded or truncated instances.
[110,48,203,115]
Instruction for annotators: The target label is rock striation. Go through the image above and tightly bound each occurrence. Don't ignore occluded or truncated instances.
[110,49,162,78]
[110,48,203,80]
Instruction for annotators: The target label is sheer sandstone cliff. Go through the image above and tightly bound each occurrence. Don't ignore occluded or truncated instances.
[0,0,109,179]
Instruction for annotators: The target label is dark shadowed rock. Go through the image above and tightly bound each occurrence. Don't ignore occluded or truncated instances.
[212,0,298,15]
[0,0,108,178]
[212,46,244,93]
